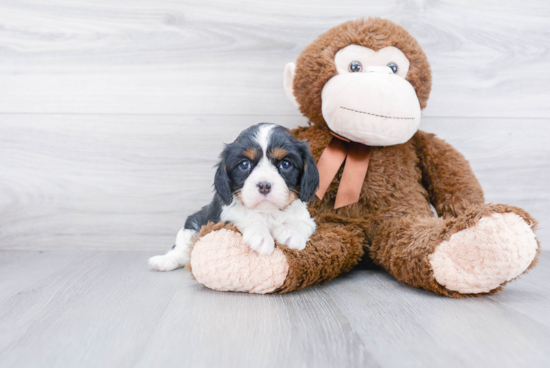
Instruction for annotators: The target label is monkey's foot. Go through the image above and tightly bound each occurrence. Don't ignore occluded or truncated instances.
[188,223,289,294]
[429,212,539,294]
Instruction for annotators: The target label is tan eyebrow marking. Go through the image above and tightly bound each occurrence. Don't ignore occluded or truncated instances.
[243,147,259,160]
[269,147,288,160]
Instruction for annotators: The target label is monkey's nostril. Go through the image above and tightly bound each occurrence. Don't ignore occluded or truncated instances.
[257,181,272,195]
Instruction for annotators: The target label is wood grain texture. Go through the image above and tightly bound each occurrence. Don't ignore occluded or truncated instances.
[0,250,549,368]
[1,0,550,117]
[0,114,548,250]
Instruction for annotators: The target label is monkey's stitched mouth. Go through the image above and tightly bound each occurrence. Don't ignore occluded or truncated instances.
[340,106,415,120]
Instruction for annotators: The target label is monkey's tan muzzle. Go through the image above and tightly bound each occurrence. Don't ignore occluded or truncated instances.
[321,68,421,146]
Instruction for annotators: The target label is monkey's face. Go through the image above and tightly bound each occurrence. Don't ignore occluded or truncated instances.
[320,45,421,146]
[283,18,432,147]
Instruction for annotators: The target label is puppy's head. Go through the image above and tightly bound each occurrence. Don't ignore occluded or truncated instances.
[214,123,319,210]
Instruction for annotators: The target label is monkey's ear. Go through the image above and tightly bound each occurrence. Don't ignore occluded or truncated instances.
[284,62,299,107]
[214,151,233,206]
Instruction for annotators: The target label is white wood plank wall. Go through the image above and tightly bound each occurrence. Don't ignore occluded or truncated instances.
[1,0,549,250]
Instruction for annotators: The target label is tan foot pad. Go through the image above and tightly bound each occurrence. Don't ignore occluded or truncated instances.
[190,228,289,294]
[429,213,538,294]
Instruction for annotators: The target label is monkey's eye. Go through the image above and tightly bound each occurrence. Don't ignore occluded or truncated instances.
[387,62,398,73]
[239,160,250,171]
[348,61,363,73]
[279,160,293,171]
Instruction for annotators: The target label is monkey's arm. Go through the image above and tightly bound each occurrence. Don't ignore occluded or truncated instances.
[187,221,365,294]
[412,130,485,218]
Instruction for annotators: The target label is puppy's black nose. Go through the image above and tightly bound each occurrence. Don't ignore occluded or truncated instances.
[257,181,271,195]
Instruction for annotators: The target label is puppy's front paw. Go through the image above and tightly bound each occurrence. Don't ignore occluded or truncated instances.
[242,227,275,256]
[272,225,307,251]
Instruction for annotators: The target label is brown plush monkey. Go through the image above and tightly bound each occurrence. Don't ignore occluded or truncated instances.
[187,18,540,297]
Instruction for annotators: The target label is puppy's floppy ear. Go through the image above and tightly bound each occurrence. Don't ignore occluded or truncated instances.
[214,146,233,205]
[298,140,319,202]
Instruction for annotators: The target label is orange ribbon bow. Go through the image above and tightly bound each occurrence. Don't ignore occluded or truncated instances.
[315,133,371,209]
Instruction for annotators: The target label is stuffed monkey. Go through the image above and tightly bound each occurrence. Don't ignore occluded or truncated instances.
[187,18,540,297]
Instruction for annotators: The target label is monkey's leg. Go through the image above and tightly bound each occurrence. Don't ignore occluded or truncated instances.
[187,222,364,294]
[368,204,540,297]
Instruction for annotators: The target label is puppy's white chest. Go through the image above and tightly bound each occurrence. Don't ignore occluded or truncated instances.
[257,211,287,232]
[220,199,315,256]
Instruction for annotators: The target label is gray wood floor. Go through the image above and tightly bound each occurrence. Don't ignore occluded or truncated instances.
[1,0,549,367]
[0,250,549,368]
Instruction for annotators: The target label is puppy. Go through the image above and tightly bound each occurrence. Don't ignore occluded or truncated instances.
[149,123,319,271]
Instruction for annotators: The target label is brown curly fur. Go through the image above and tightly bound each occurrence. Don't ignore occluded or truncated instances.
[293,17,432,129]
[281,18,539,296]
[191,18,539,296]
[273,221,365,293]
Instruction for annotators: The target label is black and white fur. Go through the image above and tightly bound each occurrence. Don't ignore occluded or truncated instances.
[149,123,319,271]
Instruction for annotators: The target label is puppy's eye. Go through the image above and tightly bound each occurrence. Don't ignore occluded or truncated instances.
[387,62,398,73]
[239,160,250,171]
[349,61,362,73]
[279,160,293,171]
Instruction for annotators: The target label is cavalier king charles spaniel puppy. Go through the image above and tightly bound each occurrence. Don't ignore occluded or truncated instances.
[149,123,319,271]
